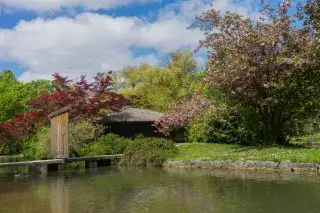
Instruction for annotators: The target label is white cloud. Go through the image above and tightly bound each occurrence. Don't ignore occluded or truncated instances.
[0,0,261,81]
[0,12,199,81]
[0,0,159,12]
[159,0,260,22]
[139,19,203,52]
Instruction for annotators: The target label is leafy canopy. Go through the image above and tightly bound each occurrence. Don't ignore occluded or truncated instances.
[121,51,206,112]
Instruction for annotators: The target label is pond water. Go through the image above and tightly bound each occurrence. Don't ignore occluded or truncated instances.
[0,167,320,213]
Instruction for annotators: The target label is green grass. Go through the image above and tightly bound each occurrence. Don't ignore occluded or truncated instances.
[171,143,320,163]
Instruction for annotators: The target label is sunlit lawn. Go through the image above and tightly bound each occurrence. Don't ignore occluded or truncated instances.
[172,143,320,163]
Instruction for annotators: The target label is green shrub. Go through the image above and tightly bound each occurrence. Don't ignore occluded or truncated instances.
[119,137,178,167]
[188,105,259,145]
[0,137,22,156]
[290,133,320,143]
[69,120,104,155]
[0,139,11,156]
[78,133,132,156]
[0,143,8,156]
[22,127,50,160]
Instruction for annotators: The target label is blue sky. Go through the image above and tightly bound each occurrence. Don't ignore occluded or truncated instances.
[0,0,299,81]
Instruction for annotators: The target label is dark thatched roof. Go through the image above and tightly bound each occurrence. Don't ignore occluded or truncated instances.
[104,106,164,122]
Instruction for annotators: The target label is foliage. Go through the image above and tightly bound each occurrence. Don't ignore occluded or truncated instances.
[121,51,205,112]
[69,120,104,155]
[188,106,259,145]
[108,71,126,92]
[0,140,9,156]
[78,133,132,156]
[21,127,51,160]
[0,70,52,123]
[0,73,127,141]
[0,70,53,154]
[290,119,320,143]
[119,137,178,167]
[290,133,320,144]
[173,143,320,163]
[0,138,21,156]
[163,50,198,74]
[159,0,320,145]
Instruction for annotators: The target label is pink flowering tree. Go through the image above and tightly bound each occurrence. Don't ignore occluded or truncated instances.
[155,95,214,134]
[302,0,320,32]
[157,0,320,144]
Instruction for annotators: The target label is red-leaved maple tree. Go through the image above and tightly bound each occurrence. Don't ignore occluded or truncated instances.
[0,72,127,141]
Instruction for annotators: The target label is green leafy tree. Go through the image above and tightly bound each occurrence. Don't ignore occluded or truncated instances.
[121,51,205,112]
[108,71,126,92]
[0,70,51,122]
[122,64,151,89]
[163,50,198,74]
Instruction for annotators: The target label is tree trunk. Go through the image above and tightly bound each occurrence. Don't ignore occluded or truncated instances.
[263,110,270,145]
[261,107,286,145]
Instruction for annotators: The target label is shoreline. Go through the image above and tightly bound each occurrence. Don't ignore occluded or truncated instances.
[164,160,320,173]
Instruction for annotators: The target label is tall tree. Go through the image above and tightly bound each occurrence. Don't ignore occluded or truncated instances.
[157,0,320,144]
[121,52,204,112]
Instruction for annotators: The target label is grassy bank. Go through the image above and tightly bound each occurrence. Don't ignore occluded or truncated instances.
[171,143,320,163]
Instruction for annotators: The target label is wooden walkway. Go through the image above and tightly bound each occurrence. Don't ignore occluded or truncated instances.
[0,155,122,173]
[0,159,63,168]
[66,155,122,163]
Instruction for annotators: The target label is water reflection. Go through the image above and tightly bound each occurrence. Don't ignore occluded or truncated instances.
[51,175,69,213]
[0,173,67,213]
[0,168,320,213]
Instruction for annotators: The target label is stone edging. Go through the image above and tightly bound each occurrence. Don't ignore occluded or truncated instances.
[164,160,320,173]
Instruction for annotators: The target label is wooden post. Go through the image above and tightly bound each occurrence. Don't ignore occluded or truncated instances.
[48,106,71,159]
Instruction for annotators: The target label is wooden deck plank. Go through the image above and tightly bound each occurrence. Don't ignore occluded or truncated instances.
[66,154,123,162]
[0,159,63,168]
[0,155,122,168]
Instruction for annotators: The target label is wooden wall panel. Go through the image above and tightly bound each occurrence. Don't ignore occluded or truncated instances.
[50,107,69,159]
